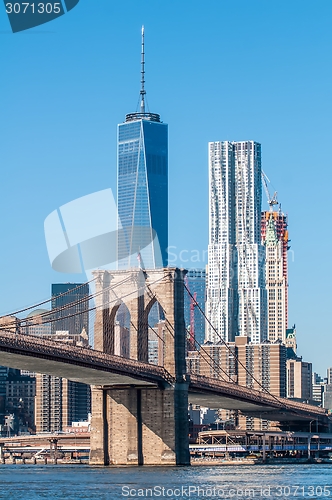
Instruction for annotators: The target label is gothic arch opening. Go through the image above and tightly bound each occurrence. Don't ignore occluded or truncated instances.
[145,298,165,366]
[114,302,130,358]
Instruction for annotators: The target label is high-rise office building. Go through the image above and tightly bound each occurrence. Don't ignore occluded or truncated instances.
[327,367,332,385]
[323,385,332,410]
[117,27,168,269]
[33,286,91,433]
[236,337,286,397]
[187,336,286,432]
[261,210,289,342]
[34,329,91,433]
[184,269,206,348]
[35,374,91,433]
[286,358,312,400]
[324,368,332,409]
[312,372,325,405]
[0,367,12,431]
[206,141,267,344]
[0,317,36,434]
[51,283,89,336]
[0,367,36,435]
[189,336,286,397]
[5,370,36,434]
[148,323,164,366]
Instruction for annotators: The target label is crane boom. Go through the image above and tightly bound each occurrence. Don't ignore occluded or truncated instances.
[261,170,278,211]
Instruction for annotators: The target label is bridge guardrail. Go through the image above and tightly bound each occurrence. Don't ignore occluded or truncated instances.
[189,374,328,417]
[0,330,174,384]
[0,330,328,417]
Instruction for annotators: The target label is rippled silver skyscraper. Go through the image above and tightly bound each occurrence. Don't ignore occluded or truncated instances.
[206,141,267,344]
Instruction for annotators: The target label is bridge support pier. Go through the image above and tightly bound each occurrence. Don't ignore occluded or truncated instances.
[90,388,108,465]
[90,383,189,466]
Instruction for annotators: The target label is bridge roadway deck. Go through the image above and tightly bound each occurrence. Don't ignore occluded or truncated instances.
[0,331,328,423]
[0,330,170,386]
[188,375,328,422]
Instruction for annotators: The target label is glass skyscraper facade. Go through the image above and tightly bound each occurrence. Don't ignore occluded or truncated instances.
[51,283,89,335]
[117,27,168,270]
[184,269,206,348]
[117,112,168,269]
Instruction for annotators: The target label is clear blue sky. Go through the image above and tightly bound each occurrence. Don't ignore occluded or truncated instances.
[0,0,331,375]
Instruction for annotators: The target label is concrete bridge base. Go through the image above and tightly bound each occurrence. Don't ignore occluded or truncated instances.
[90,383,189,466]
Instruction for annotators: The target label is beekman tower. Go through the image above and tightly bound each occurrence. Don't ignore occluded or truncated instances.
[117,27,168,269]
[206,141,267,344]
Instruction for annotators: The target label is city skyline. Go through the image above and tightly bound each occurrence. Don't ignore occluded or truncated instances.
[0,1,332,374]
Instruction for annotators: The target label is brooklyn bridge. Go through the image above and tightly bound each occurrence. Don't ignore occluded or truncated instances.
[0,268,329,466]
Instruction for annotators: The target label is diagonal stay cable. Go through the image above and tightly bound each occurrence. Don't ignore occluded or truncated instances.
[0,274,169,333]
[183,281,290,409]
[0,274,136,330]
[143,281,175,340]
[144,277,230,383]
[165,315,230,383]
[190,332,233,383]
[1,279,97,318]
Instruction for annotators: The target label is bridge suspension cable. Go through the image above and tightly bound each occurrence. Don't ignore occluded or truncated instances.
[0,273,172,335]
[144,279,232,383]
[183,281,288,408]
[0,279,97,318]
[145,278,285,392]
[188,330,234,383]
[0,273,137,330]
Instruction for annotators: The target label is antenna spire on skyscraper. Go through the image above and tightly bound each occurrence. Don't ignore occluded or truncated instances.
[140,25,146,114]
[125,25,161,123]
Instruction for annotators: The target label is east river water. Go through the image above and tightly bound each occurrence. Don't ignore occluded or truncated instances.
[0,463,331,499]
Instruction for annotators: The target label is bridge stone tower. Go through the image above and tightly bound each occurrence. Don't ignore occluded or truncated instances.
[89,267,190,466]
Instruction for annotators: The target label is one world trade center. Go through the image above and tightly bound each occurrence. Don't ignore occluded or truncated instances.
[117,26,168,270]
